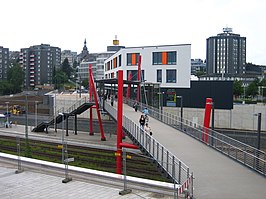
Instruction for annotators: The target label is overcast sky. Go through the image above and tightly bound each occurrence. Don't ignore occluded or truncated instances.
[1,0,265,65]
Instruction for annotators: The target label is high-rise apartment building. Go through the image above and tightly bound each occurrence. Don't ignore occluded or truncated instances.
[0,46,9,80]
[19,44,61,88]
[206,28,246,75]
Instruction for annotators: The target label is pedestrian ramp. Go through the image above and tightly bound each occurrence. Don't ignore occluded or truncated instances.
[104,99,266,199]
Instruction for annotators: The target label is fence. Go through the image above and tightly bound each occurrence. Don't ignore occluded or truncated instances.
[104,101,193,197]
[127,98,266,177]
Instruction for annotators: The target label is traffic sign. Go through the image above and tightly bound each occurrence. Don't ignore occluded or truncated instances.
[64,157,74,163]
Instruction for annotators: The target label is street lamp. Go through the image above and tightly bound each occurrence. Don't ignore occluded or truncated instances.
[35,101,39,127]
[25,93,31,157]
[254,113,262,170]
[5,102,9,128]
[176,96,183,129]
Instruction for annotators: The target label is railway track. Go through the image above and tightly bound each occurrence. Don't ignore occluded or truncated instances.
[0,134,171,182]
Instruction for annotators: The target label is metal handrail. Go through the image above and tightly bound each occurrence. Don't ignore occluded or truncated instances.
[126,98,266,176]
[104,101,192,188]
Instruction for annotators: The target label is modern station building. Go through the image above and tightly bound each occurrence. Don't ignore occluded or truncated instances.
[104,44,191,88]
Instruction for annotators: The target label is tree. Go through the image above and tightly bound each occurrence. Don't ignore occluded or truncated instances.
[61,58,72,78]
[7,63,24,93]
[246,81,258,98]
[233,80,243,98]
[73,60,78,69]
[0,80,13,95]
[54,69,68,89]
[81,78,89,88]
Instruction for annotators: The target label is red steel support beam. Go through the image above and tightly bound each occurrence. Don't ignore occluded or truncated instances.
[126,72,132,104]
[116,70,123,174]
[89,64,94,135]
[89,64,106,141]
[203,98,212,143]
[136,55,142,103]
[119,142,139,149]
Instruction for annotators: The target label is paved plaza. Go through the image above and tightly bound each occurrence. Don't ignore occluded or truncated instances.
[0,165,169,199]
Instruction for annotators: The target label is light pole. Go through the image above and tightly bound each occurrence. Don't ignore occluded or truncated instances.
[25,93,31,157]
[54,91,57,132]
[5,102,9,128]
[35,101,38,127]
[254,113,262,169]
[176,96,183,129]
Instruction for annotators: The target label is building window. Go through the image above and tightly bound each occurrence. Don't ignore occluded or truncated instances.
[153,51,176,65]
[127,53,140,66]
[167,51,176,64]
[157,69,162,82]
[127,70,144,81]
[113,57,117,68]
[118,54,122,67]
[153,52,162,65]
[166,69,176,83]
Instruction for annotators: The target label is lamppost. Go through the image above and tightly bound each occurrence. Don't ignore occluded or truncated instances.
[25,93,31,157]
[54,91,57,132]
[35,101,39,127]
[5,102,9,127]
[76,66,81,98]
[254,113,262,169]
[176,96,183,129]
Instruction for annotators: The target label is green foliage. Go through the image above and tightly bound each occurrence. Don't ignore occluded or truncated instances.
[61,58,73,78]
[54,69,68,89]
[233,80,243,97]
[0,63,24,95]
[81,78,89,88]
[246,81,258,97]
[73,60,78,68]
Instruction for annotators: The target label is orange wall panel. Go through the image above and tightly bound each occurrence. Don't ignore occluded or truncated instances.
[132,53,136,65]
[162,52,167,65]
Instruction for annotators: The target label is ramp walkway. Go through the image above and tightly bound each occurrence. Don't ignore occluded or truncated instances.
[104,100,266,199]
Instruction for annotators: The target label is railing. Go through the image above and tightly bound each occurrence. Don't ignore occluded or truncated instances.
[47,97,89,125]
[104,101,193,196]
[127,98,266,177]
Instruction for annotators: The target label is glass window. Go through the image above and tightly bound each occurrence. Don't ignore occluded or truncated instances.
[127,70,144,81]
[127,53,132,65]
[153,52,162,65]
[157,69,162,82]
[118,54,122,67]
[166,69,176,83]
[127,53,139,66]
[167,51,176,64]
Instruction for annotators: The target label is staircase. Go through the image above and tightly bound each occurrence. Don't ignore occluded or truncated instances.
[32,97,95,132]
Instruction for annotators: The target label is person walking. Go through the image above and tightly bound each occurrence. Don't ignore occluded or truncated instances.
[144,123,152,136]
[133,100,139,112]
[139,114,145,129]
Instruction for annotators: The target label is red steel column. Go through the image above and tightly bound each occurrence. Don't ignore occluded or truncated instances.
[116,70,123,174]
[126,72,132,104]
[203,98,212,143]
[136,55,142,103]
[89,64,93,135]
[89,65,106,141]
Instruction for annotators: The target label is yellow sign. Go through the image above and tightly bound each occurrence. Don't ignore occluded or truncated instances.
[115,152,121,157]
[57,145,63,149]
[126,155,132,159]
